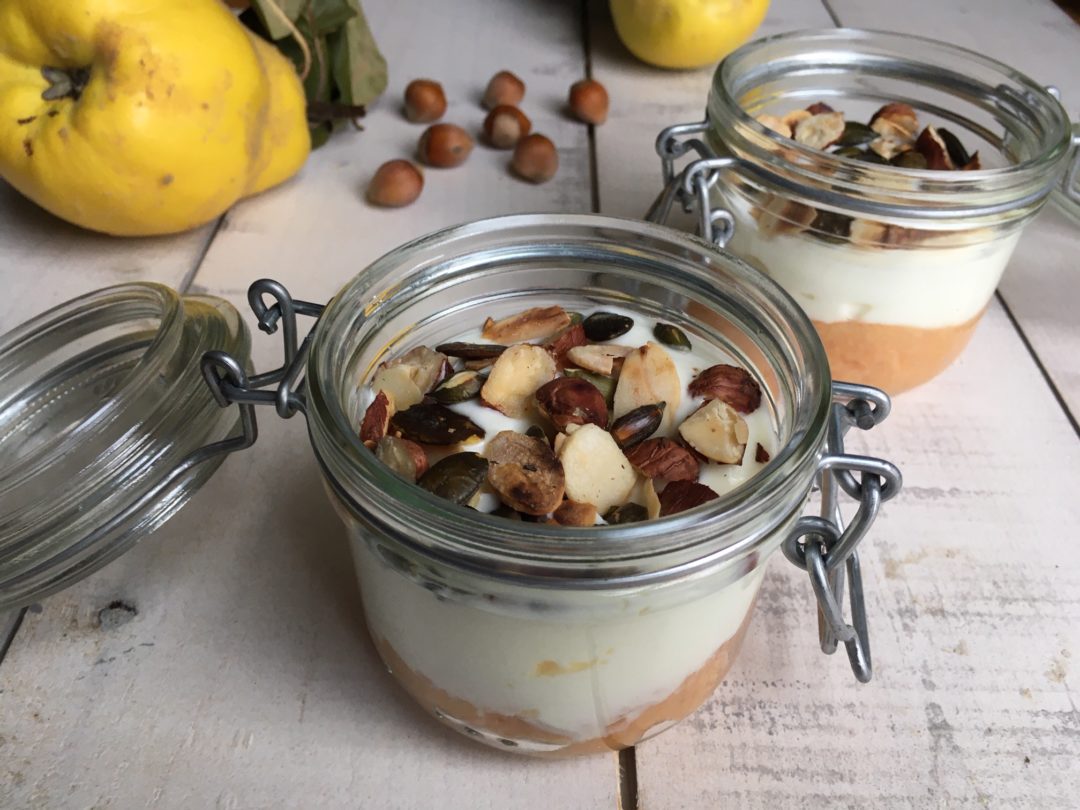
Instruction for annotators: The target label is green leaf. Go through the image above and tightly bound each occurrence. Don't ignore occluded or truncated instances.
[329,3,387,109]
[309,0,357,35]
[248,0,308,41]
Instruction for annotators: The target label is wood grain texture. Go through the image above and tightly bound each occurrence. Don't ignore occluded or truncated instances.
[632,300,1080,808]
[0,1,615,808]
[826,0,1080,419]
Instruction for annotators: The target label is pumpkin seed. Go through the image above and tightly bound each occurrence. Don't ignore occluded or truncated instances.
[891,150,928,169]
[431,370,485,404]
[567,311,584,326]
[809,209,853,245]
[418,452,489,504]
[491,503,523,520]
[389,403,485,445]
[526,424,549,442]
[835,120,877,147]
[434,342,506,360]
[603,503,648,524]
[564,368,616,406]
[652,322,691,351]
[936,127,972,168]
[609,402,665,449]
[583,312,634,342]
[854,150,889,165]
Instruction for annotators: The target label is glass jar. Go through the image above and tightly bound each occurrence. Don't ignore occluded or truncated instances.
[0,215,901,757]
[650,29,1077,394]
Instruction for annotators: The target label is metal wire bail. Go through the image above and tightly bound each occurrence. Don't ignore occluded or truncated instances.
[782,382,902,684]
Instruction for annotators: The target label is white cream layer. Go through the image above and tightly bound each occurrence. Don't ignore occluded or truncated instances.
[728,217,1020,328]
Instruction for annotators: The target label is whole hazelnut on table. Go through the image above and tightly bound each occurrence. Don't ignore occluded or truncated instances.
[568,79,609,125]
[483,105,532,149]
[483,70,526,110]
[366,160,423,208]
[403,79,447,123]
[511,133,558,183]
[417,123,475,168]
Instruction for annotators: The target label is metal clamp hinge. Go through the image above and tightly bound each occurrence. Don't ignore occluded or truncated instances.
[782,382,902,683]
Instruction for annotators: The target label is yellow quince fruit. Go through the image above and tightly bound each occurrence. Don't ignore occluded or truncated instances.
[0,0,310,236]
[610,0,770,70]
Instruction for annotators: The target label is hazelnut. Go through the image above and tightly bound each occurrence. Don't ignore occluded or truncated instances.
[417,123,474,168]
[483,105,532,149]
[568,79,609,125]
[510,133,558,183]
[403,79,447,123]
[483,70,526,110]
[366,160,423,208]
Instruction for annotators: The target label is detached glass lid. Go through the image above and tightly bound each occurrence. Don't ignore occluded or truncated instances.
[0,283,250,610]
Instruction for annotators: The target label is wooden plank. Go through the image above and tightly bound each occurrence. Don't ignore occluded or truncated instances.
[0,1,616,808]
[0,183,216,332]
[826,0,1080,418]
[630,299,1080,808]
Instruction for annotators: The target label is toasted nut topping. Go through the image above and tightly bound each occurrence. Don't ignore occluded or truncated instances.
[688,364,762,413]
[482,306,571,344]
[613,343,681,433]
[435,342,507,360]
[360,390,394,446]
[565,344,634,376]
[643,477,661,519]
[869,135,912,161]
[390,403,485,445]
[375,435,429,481]
[485,431,565,515]
[546,322,587,366]
[658,480,720,516]
[870,102,919,140]
[849,219,889,247]
[624,438,700,481]
[557,423,637,513]
[836,121,877,148]
[678,399,749,464]
[755,443,771,463]
[418,452,489,504]
[432,370,485,404]
[582,312,634,342]
[914,125,955,170]
[609,402,665,449]
[753,195,817,237]
[756,114,792,138]
[563,368,616,405]
[371,365,425,411]
[553,500,598,526]
[481,343,557,417]
[781,109,811,131]
[603,503,648,524]
[805,101,835,115]
[382,346,452,394]
[793,112,845,150]
[535,377,609,430]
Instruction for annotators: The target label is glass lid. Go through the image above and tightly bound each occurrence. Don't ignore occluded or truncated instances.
[0,283,250,610]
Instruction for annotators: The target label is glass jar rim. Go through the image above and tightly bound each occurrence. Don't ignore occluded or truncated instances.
[710,27,1074,219]
[305,214,832,588]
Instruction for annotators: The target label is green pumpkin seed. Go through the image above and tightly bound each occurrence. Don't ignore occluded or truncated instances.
[583,312,634,342]
[936,128,972,168]
[809,209,853,245]
[891,150,928,169]
[835,121,877,147]
[418,452,489,504]
[432,370,485,404]
[854,150,889,165]
[567,311,584,326]
[564,368,616,406]
[526,424,549,442]
[435,342,507,361]
[653,323,692,351]
[389,403,485,445]
[603,503,648,524]
[609,402,665,449]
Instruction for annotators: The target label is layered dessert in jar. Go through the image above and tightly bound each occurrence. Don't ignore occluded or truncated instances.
[353,302,780,755]
[695,29,1074,393]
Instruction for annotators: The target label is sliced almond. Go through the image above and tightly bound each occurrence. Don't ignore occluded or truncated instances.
[849,219,889,247]
[793,112,845,150]
[481,306,571,344]
[553,500,598,527]
[565,344,634,376]
[381,346,452,395]
[677,399,749,464]
[481,343,557,418]
[781,108,812,131]
[914,125,955,170]
[756,114,792,138]
[556,423,637,513]
[613,342,681,433]
[371,365,425,411]
[642,477,661,519]
[752,194,817,237]
[869,135,911,160]
[870,102,919,140]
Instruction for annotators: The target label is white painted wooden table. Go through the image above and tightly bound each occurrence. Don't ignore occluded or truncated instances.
[2,1,1079,807]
